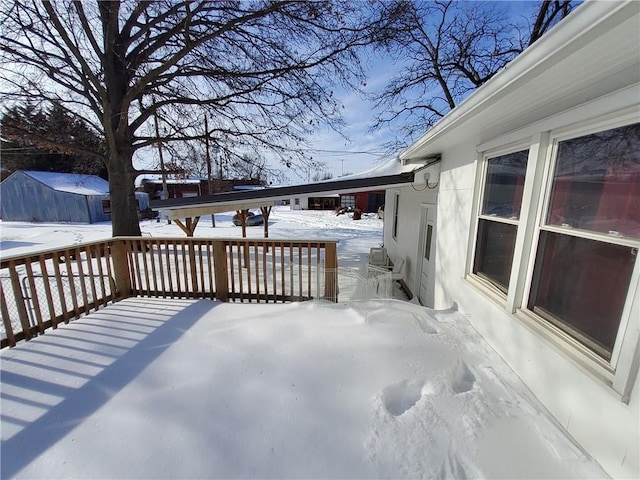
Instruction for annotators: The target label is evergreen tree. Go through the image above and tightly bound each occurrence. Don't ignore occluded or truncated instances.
[1,102,107,178]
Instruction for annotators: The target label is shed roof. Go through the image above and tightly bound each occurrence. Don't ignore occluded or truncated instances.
[22,171,109,196]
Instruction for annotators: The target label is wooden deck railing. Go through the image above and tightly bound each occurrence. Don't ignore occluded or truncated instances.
[0,237,338,349]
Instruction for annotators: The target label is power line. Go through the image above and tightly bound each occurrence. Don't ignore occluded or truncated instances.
[309,148,386,156]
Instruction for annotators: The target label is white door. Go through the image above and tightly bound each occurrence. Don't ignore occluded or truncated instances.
[417,205,436,307]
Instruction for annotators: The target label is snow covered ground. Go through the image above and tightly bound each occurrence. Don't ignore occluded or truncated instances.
[0,207,385,269]
[0,208,609,478]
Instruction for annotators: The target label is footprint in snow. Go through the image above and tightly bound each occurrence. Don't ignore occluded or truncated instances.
[451,361,476,394]
[382,379,424,416]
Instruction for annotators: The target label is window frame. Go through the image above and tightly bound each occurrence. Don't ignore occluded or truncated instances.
[521,118,640,375]
[467,112,640,401]
[341,194,356,209]
[469,143,532,298]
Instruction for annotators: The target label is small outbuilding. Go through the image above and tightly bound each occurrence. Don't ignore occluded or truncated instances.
[0,170,150,224]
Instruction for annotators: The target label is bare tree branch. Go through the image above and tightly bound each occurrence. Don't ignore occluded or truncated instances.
[369,0,577,150]
[0,0,386,236]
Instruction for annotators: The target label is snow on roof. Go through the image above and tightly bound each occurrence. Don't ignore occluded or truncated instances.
[233,185,266,191]
[331,156,419,181]
[140,177,203,185]
[24,171,109,196]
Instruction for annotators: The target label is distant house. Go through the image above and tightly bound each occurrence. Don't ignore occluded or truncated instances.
[138,178,202,200]
[340,191,385,213]
[0,171,150,223]
[382,2,639,478]
[290,190,385,212]
[290,194,339,210]
[138,177,265,201]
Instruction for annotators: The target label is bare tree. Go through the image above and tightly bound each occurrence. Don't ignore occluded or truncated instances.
[370,0,575,150]
[530,0,573,45]
[0,1,385,235]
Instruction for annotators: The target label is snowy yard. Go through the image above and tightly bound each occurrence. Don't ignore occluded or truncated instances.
[0,208,608,478]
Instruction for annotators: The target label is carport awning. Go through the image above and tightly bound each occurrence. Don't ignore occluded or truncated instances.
[149,158,439,236]
[151,169,422,219]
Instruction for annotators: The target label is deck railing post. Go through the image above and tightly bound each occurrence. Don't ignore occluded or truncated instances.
[213,240,229,302]
[323,242,338,302]
[111,239,132,299]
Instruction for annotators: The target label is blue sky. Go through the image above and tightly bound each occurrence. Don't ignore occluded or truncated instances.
[297,0,544,183]
[135,1,550,185]
[301,52,399,182]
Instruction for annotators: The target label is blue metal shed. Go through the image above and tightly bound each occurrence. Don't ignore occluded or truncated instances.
[0,171,149,224]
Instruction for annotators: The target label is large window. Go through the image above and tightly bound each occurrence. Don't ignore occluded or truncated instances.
[472,150,529,293]
[528,123,640,360]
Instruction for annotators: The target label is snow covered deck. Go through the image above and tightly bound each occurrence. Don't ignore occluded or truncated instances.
[1,296,607,479]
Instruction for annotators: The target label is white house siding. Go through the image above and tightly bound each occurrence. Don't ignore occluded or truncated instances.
[383,186,437,293]
[290,197,308,210]
[382,1,640,475]
[384,92,640,478]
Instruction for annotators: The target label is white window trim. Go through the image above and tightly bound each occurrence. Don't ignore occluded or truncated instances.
[519,116,640,399]
[466,112,640,403]
[467,142,532,299]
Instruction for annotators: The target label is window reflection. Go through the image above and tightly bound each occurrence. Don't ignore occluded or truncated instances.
[481,150,529,219]
[548,123,640,238]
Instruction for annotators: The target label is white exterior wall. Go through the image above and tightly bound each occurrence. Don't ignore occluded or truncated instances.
[384,89,640,478]
[290,197,308,210]
[383,186,438,295]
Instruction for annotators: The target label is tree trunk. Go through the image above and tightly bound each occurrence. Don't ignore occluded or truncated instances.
[108,147,142,237]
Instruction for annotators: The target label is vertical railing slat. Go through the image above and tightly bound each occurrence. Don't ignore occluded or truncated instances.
[228,243,236,299]
[8,261,32,338]
[156,240,167,298]
[140,240,152,296]
[39,256,58,327]
[93,246,107,305]
[207,242,215,299]
[84,245,99,311]
[74,248,90,314]
[165,240,175,297]
[148,241,159,296]
[63,251,80,319]
[24,261,44,333]
[0,282,16,347]
[51,256,69,323]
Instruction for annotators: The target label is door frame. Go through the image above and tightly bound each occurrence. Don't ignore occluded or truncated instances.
[416,203,437,307]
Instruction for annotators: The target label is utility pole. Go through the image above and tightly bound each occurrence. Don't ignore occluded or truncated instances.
[204,115,215,227]
[154,110,170,224]
[218,141,224,180]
